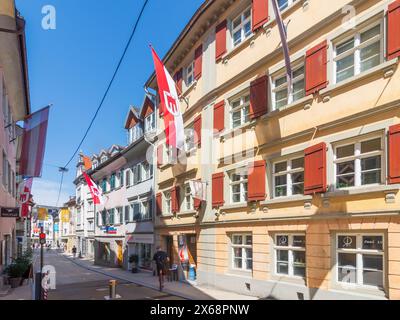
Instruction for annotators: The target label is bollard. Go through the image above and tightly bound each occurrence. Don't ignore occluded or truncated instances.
[109,280,116,300]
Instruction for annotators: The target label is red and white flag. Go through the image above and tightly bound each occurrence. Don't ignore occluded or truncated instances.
[19,106,50,177]
[18,178,33,218]
[83,172,104,205]
[151,47,185,150]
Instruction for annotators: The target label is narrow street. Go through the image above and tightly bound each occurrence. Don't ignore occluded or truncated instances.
[36,250,184,300]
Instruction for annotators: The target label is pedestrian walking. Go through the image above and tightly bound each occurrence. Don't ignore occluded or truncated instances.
[153,246,169,291]
[72,245,77,259]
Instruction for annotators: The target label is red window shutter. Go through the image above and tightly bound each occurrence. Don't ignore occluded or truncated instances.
[250,75,268,119]
[157,145,163,168]
[389,124,400,184]
[194,114,202,147]
[304,142,327,195]
[252,0,269,31]
[156,193,162,216]
[388,1,400,60]
[248,160,266,201]
[215,20,227,61]
[174,68,183,94]
[171,186,180,213]
[305,40,328,96]
[194,45,203,80]
[212,173,225,208]
[194,198,202,210]
[213,101,225,132]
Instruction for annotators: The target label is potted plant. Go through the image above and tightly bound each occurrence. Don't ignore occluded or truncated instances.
[5,263,26,288]
[129,254,139,273]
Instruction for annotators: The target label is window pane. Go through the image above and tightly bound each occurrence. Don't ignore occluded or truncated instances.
[245,235,252,246]
[277,250,288,262]
[244,22,251,37]
[275,76,287,87]
[360,41,381,72]
[361,157,381,185]
[278,0,289,11]
[338,235,357,249]
[292,183,304,195]
[234,247,242,258]
[336,161,355,188]
[336,38,355,55]
[293,236,306,248]
[293,80,305,102]
[336,55,355,82]
[293,251,306,277]
[275,162,287,173]
[361,138,381,154]
[275,89,288,109]
[277,235,289,247]
[232,111,241,128]
[337,144,354,159]
[361,25,381,43]
[292,158,304,169]
[233,235,243,245]
[363,255,383,287]
[234,258,242,269]
[277,262,289,274]
[275,185,287,197]
[338,253,357,283]
[233,30,241,45]
[362,236,383,250]
[291,172,304,184]
[275,175,287,186]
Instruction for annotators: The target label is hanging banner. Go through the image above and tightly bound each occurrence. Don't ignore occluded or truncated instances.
[18,178,33,218]
[189,180,207,201]
[19,106,50,177]
[151,47,185,150]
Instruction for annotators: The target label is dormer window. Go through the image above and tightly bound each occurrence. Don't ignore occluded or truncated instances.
[129,123,143,144]
[92,161,98,169]
[144,112,156,133]
[100,156,108,164]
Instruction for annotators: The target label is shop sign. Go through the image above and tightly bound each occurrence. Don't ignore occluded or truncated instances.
[0,207,19,218]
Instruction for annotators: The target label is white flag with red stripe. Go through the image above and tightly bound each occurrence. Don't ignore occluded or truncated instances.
[18,177,33,218]
[151,47,185,150]
[83,172,104,205]
[19,106,50,177]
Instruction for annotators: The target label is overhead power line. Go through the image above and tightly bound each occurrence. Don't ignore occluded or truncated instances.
[63,0,149,169]
[54,0,149,206]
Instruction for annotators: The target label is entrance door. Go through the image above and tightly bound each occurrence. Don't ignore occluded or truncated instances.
[116,241,123,267]
[165,236,174,266]
[187,234,197,266]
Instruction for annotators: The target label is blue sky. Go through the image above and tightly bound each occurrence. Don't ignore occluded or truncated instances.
[15,0,204,206]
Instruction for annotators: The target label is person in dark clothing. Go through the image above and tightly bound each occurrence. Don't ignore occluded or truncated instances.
[72,246,77,259]
[153,246,169,291]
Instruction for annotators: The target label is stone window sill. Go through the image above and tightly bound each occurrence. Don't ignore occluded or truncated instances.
[261,195,313,206]
[219,203,248,211]
[219,120,257,141]
[261,95,314,122]
[320,58,398,100]
[322,184,400,198]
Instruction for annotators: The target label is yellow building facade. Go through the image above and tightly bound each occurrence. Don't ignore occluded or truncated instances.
[147,0,400,299]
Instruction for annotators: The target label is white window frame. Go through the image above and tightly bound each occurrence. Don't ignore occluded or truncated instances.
[231,6,252,48]
[125,168,132,187]
[231,234,253,271]
[229,91,250,129]
[184,124,196,153]
[333,135,384,191]
[274,234,306,278]
[333,20,384,85]
[277,0,296,11]
[271,63,305,111]
[164,191,172,215]
[144,112,156,133]
[185,61,195,88]
[336,233,385,289]
[100,156,107,164]
[272,156,305,198]
[183,183,194,211]
[229,169,248,204]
